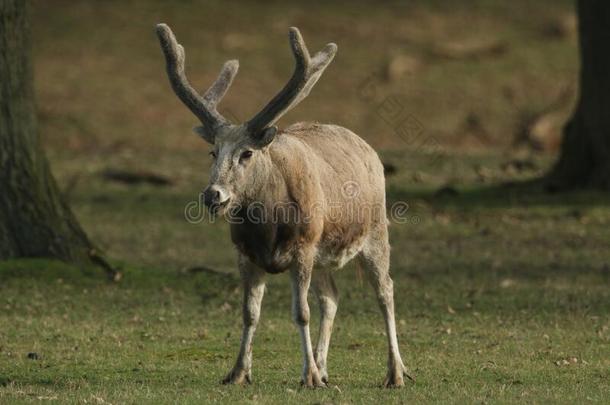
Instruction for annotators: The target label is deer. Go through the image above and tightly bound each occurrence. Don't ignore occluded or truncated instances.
[156,23,413,388]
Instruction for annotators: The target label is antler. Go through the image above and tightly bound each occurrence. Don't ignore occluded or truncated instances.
[247,27,337,135]
[156,23,238,135]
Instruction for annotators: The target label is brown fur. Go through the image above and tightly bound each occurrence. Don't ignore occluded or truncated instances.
[230,123,385,274]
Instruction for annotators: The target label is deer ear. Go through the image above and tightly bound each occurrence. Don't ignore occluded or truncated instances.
[193,126,215,144]
[253,126,277,148]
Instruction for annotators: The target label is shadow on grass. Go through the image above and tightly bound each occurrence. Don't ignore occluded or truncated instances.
[0,258,239,309]
[0,259,103,284]
[388,179,610,209]
[0,258,170,289]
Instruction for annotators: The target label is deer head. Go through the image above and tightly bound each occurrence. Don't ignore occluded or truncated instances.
[156,24,337,213]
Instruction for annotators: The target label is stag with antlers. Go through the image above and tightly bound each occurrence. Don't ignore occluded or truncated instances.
[156,23,413,388]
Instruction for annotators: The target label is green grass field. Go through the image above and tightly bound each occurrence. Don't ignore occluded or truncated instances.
[2,0,609,403]
[1,176,609,403]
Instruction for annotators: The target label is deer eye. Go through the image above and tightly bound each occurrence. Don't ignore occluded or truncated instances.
[240,150,253,162]
[209,151,217,159]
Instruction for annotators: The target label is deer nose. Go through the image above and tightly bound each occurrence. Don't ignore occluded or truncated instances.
[203,185,228,207]
[203,186,219,207]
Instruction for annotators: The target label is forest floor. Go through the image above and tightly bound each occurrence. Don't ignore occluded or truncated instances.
[1,0,609,403]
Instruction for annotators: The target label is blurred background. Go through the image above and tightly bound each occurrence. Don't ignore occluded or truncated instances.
[34,0,577,153]
[31,0,582,269]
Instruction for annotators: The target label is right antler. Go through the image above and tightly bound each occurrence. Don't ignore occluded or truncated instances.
[156,23,238,136]
[247,27,337,135]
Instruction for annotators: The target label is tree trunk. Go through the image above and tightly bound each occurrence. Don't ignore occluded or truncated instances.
[0,0,102,266]
[548,0,610,189]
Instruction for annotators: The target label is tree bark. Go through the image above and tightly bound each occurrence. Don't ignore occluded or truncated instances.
[0,0,103,266]
[548,0,610,189]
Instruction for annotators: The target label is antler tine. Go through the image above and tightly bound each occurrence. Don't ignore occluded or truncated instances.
[203,59,239,105]
[156,23,238,134]
[247,27,337,134]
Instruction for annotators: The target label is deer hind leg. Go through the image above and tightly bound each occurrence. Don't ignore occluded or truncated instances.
[312,268,339,383]
[357,226,414,387]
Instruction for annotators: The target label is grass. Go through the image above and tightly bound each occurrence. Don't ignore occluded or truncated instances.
[1,173,609,403]
[1,0,609,403]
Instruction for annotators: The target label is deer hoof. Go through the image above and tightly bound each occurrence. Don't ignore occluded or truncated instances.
[300,368,327,388]
[222,368,252,385]
[382,363,415,388]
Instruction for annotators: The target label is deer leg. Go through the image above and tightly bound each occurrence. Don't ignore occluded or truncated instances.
[223,255,265,385]
[358,227,414,388]
[312,269,339,383]
[290,252,326,388]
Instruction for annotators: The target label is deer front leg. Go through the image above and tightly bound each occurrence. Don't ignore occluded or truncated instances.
[223,255,265,385]
[290,252,326,388]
